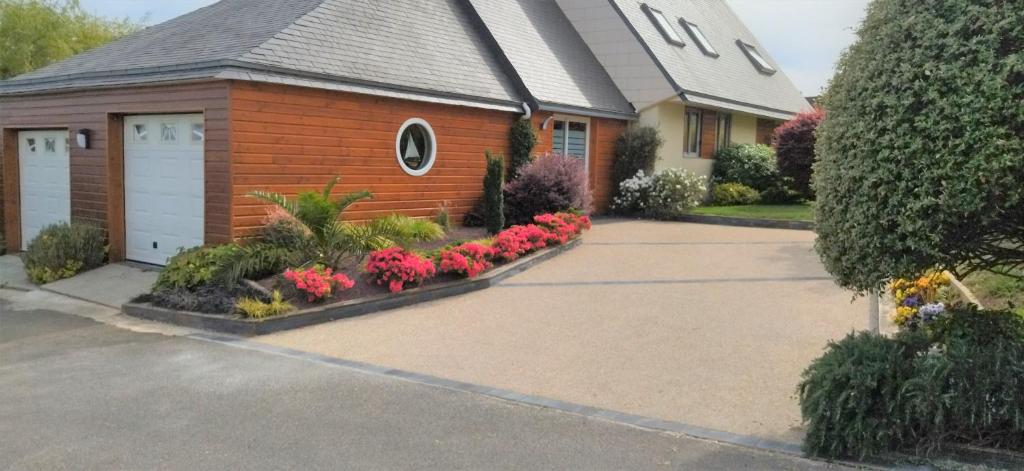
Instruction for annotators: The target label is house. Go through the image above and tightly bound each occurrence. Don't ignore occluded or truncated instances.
[0,0,805,265]
[557,0,809,177]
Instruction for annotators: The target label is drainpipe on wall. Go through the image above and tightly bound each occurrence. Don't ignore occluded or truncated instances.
[520,102,532,120]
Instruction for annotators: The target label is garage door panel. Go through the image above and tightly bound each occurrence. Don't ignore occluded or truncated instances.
[19,130,71,249]
[124,114,205,265]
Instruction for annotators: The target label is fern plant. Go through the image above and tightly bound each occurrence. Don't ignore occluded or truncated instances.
[218,176,442,285]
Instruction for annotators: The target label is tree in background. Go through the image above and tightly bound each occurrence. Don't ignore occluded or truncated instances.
[814,0,1024,293]
[0,0,141,79]
[611,126,662,197]
[773,108,823,199]
[507,118,537,181]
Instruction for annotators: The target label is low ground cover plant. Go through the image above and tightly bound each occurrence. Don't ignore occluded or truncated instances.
[23,222,107,284]
[236,290,294,319]
[611,168,706,218]
[799,305,1024,459]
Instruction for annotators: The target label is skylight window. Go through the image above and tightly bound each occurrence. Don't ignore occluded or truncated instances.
[642,4,685,47]
[737,40,776,74]
[679,19,718,57]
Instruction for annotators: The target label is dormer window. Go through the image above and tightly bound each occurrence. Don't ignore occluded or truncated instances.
[737,40,776,74]
[642,4,685,47]
[679,19,718,57]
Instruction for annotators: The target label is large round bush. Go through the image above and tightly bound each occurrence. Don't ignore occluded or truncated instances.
[773,108,823,199]
[814,0,1024,292]
[711,144,779,191]
[23,222,106,284]
[504,153,591,225]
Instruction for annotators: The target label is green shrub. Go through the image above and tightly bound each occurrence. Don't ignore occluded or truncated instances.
[611,126,662,197]
[483,151,505,234]
[508,119,537,180]
[23,222,106,284]
[758,178,804,205]
[711,183,760,206]
[800,307,1024,459]
[711,144,780,192]
[813,0,1024,293]
[151,283,262,314]
[154,244,240,291]
[799,331,925,459]
[236,290,294,319]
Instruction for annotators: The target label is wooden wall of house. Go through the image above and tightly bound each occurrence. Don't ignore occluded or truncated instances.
[228,81,516,237]
[229,81,628,237]
[530,111,627,212]
[0,81,231,256]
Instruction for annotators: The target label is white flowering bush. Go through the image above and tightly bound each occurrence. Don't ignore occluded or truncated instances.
[610,170,656,214]
[611,168,706,218]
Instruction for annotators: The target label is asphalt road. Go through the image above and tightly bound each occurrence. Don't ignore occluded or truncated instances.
[0,303,845,470]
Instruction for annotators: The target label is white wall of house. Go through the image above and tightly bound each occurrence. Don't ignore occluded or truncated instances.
[639,99,764,179]
[556,0,677,110]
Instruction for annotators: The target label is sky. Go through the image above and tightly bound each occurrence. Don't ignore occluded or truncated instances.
[78,0,869,97]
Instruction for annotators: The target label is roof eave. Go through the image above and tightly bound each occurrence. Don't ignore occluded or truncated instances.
[536,101,637,121]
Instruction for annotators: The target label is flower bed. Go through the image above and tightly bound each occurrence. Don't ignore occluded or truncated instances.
[125,212,590,334]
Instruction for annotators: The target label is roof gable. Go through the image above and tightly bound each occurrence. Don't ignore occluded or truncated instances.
[608,0,809,117]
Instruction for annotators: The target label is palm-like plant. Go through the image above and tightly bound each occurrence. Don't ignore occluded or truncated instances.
[218,177,442,286]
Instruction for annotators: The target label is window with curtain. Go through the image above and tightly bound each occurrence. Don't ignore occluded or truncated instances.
[685,110,701,155]
[716,113,732,151]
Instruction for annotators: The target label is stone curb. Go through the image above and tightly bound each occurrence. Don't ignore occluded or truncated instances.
[673,213,815,231]
[123,238,581,336]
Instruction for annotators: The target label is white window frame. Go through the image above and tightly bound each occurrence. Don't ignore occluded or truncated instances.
[684,110,702,157]
[679,19,718,57]
[395,117,437,176]
[642,4,685,47]
[550,114,591,174]
[737,40,776,74]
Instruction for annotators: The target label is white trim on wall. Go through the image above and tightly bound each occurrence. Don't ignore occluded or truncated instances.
[395,117,437,177]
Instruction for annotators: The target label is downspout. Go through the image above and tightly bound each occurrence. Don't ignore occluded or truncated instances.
[520,101,532,120]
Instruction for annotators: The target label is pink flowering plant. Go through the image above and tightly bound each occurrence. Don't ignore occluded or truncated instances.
[282,264,356,303]
[532,212,591,244]
[438,243,494,278]
[491,224,551,261]
[365,247,436,293]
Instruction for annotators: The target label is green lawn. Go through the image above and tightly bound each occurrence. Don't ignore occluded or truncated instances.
[961,268,1024,315]
[689,203,814,222]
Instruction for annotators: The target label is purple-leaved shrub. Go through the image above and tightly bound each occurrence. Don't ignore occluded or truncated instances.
[503,153,592,225]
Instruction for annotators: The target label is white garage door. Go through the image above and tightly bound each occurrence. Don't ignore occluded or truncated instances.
[124,114,205,265]
[19,130,71,249]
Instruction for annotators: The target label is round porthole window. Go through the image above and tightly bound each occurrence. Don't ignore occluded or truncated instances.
[395,118,437,176]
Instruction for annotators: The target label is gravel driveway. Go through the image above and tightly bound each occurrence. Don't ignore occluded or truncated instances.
[260,218,871,444]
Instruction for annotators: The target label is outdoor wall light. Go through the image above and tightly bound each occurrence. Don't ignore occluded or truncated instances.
[76,129,91,149]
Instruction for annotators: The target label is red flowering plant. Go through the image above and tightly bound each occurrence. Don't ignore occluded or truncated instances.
[533,212,590,244]
[282,264,356,303]
[437,243,494,278]
[491,224,550,261]
[365,247,436,293]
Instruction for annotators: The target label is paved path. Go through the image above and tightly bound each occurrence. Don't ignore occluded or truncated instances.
[0,301,846,470]
[261,219,872,444]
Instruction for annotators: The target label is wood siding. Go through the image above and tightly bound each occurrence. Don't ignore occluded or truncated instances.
[756,117,779,145]
[0,82,231,255]
[229,81,626,237]
[699,109,718,158]
[530,111,626,211]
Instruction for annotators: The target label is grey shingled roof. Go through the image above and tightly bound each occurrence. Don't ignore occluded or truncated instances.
[466,0,635,118]
[610,0,809,118]
[0,0,523,109]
